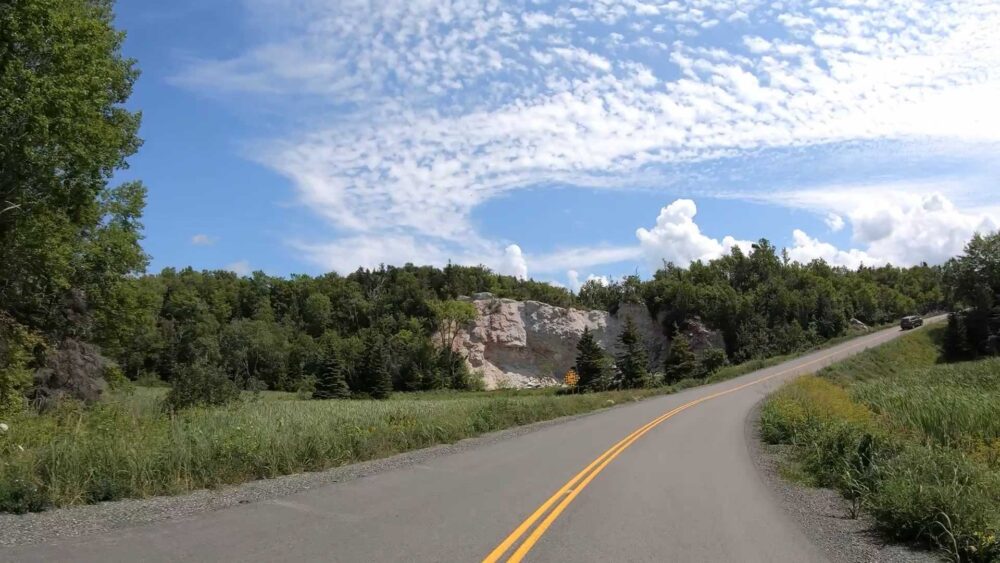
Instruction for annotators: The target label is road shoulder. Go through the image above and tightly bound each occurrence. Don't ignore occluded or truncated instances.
[745,401,942,563]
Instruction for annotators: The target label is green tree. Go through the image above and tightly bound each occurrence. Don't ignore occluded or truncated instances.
[312,354,349,399]
[303,293,332,337]
[1,0,145,336]
[164,360,239,411]
[664,331,698,385]
[943,312,974,362]
[616,316,649,389]
[575,327,611,392]
[698,347,728,378]
[360,334,392,399]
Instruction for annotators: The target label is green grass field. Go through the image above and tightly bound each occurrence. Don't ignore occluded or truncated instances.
[0,382,675,513]
[0,325,881,515]
[761,327,1000,562]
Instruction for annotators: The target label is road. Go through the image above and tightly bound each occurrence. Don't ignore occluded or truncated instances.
[2,320,940,562]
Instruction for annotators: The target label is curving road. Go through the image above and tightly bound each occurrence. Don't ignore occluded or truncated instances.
[2,320,941,562]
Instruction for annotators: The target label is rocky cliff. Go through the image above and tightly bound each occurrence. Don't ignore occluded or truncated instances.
[452,293,670,389]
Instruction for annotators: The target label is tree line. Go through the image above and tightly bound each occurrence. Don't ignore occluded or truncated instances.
[1,0,995,416]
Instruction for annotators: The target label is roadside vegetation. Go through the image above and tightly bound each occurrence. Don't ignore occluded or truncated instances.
[1,0,996,518]
[760,233,1000,562]
[762,338,1000,561]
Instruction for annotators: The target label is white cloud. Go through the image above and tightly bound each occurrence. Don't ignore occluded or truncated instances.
[529,245,642,274]
[636,199,752,267]
[824,213,844,232]
[751,186,999,266]
[499,244,528,279]
[191,234,216,246]
[225,260,252,276]
[786,229,875,269]
[174,0,1000,273]
[567,270,611,292]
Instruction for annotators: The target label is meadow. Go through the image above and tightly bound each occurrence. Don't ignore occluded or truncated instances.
[0,383,675,514]
[761,326,1000,562]
[0,324,881,515]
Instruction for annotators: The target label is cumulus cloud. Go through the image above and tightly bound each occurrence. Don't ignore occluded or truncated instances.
[824,213,844,233]
[567,270,610,292]
[636,199,752,267]
[786,230,875,269]
[755,186,999,266]
[499,244,528,279]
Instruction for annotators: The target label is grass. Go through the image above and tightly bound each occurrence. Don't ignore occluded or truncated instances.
[0,383,674,513]
[761,326,1000,562]
[0,324,886,515]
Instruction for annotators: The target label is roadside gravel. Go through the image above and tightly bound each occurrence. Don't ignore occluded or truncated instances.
[746,403,943,563]
[0,404,616,547]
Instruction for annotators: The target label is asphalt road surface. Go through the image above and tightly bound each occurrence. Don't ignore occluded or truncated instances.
[2,320,941,562]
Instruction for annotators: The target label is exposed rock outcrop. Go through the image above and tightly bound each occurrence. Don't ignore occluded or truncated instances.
[452,294,669,389]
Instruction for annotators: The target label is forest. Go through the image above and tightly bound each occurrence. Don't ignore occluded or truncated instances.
[1,0,997,418]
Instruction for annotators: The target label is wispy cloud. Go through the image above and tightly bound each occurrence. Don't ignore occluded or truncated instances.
[175,0,1000,274]
[191,233,216,246]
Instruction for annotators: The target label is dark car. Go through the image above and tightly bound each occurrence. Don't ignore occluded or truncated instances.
[900,315,923,330]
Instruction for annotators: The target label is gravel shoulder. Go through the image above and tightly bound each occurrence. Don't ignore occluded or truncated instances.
[0,404,616,547]
[745,402,943,563]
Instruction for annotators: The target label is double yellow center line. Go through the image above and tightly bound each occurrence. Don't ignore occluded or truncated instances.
[482,335,886,562]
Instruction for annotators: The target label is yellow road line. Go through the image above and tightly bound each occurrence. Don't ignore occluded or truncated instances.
[484,334,891,563]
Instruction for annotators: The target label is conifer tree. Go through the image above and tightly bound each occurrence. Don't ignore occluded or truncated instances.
[616,316,649,389]
[575,327,610,392]
[663,330,698,385]
[313,354,350,399]
[361,335,393,399]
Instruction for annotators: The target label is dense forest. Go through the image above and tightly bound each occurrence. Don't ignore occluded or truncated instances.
[1,0,998,417]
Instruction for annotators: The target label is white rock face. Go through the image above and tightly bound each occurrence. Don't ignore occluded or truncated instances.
[452,295,668,389]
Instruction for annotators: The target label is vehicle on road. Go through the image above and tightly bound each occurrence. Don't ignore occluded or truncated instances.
[900,315,923,330]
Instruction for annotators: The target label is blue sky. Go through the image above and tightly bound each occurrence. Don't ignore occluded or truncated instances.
[115,0,999,288]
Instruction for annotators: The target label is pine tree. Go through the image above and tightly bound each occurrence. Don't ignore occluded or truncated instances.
[575,327,610,392]
[361,336,393,399]
[663,330,698,385]
[943,312,973,362]
[616,316,649,389]
[313,355,350,399]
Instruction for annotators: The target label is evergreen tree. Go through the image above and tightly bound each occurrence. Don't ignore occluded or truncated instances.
[575,327,610,392]
[664,330,698,385]
[616,316,650,389]
[360,335,393,399]
[943,312,974,362]
[313,355,350,399]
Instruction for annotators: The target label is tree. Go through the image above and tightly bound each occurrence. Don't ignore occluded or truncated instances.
[313,355,349,399]
[698,347,728,378]
[359,335,392,399]
[575,328,611,392]
[303,293,332,337]
[616,316,649,389]
[1,0,145,336]
[164,360,239,411]
[943,312,974,362]
[664,331,698,385]
[430,300,477,351]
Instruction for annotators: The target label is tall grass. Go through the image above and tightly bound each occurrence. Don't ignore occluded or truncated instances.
[761,326,1000,562]
[0,386,665,513]
[0,325,889,515]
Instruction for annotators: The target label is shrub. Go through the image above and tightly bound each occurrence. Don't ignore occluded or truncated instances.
[30,338,107,411]
[164,361,239,410]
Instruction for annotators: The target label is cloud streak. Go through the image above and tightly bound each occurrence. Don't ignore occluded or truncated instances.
[176,0,1000,274]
